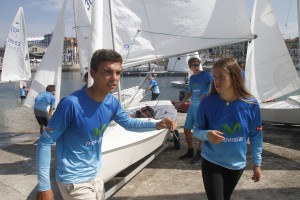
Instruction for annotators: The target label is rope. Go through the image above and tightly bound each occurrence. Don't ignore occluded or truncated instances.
[285,0,293,27]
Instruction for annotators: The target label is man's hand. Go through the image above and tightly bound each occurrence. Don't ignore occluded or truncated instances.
[252,166,261,182]
[155,118,177,130]
[36,190,54,200]
[207,130,224,144]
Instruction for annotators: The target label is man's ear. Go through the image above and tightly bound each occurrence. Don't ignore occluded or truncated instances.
[90,68,95,78]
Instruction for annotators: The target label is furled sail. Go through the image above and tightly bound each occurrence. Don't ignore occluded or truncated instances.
[24,0,67,108]
[245,0,300,102]
[1,7,31,82]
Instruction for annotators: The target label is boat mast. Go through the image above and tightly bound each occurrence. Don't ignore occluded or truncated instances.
[108,0,122,103]
[72,0,79,70]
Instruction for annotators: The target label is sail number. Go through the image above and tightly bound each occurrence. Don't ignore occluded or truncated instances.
[10,25,20,34]
[6,36,21,47]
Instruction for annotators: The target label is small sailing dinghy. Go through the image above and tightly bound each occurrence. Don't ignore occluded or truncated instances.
[0,7,31,84]
[245,0,300,125]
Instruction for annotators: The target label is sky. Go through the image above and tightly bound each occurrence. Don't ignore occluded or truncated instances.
[0,0,298,47]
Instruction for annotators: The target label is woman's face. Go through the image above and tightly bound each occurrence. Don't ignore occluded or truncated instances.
[212,66,233,94]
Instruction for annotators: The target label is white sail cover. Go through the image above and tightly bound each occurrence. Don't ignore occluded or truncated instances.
[105,0,252,69]
[24,0,67,108]
[167,52,203,77]
[1,7,31,82]
[245,0,300,102]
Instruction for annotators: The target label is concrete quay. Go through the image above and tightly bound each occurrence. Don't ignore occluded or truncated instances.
[0,111,299,200]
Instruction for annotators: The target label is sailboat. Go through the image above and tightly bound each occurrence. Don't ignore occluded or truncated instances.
[0,7,31,84]
[24,0,67,108]
[167,52,203,89]
[245,0,300,125]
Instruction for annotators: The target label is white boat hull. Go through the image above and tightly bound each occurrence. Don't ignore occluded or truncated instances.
[99,100,177,183]
[260,96,300,125]
[171,81,188,89]
[113,86,145,107]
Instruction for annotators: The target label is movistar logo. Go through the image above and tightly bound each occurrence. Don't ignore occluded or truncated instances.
[192,83,200,88]
[92,124,107,137]
[221,123,241,135]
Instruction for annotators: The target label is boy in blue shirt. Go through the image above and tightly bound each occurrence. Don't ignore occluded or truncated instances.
[34,85,56,134]
[176,57,213,163]
[35,49,177,200]
[145,75,160,100]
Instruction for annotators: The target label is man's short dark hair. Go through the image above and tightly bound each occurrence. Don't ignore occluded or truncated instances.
[90,49,123,72]
[46,85,56,92]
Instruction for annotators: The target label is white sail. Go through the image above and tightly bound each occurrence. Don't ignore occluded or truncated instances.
[167,52,203,73]
[73,0,92,77]
[106,0,252,69]
[1,7,31,82]
[246,0,300,102]
[24,0,67,108]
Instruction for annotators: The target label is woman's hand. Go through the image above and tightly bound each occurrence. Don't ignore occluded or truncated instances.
[207,130,224,144]
[252,165,261,182]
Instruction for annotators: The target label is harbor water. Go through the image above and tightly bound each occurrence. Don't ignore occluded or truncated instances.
[0,71,186,135]
[1,70,300,135]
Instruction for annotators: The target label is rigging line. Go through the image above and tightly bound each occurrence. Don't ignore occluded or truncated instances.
[123,75,149,110]
[141,0,159,61]
[122,30,140,63]
[140,30,255,40]
[285,0,293,27]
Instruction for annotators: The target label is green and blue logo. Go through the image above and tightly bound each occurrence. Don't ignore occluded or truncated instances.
[221,123,241,135]
[92,124,107,137]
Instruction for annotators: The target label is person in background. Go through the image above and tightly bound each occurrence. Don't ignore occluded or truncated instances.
[145,75,160,100]
[175,57,213,164]
[238,61,245,79]
[83,71,88,87]
[193,58,263,200]
[34,85,56,134]
[35,49,177,200]
[20,85,27,99]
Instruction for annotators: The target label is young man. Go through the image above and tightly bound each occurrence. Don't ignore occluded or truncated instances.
[145,75,160,100]
[35,49,177,200]
[175,57,213,164]
[34,85,56,134]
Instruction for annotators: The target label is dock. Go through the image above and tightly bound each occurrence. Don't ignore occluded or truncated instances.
[0,110,299,199]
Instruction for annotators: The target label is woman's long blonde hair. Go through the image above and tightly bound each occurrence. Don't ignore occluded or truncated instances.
[210,58,253,100]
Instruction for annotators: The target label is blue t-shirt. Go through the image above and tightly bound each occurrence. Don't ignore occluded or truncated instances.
[149,79,160,94]
[188,71,213,107]
[20,88,26,97]
[193,94,263,170]
[36,88,157,191]
[34,91,55,112]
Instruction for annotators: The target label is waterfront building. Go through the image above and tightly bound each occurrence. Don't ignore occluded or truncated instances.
[63,37,78,64]
[199,37,299,69]
[27,33,53,47]
[285,37,299,66]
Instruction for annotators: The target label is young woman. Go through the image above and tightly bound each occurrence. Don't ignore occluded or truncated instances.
[193,58,263,200]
